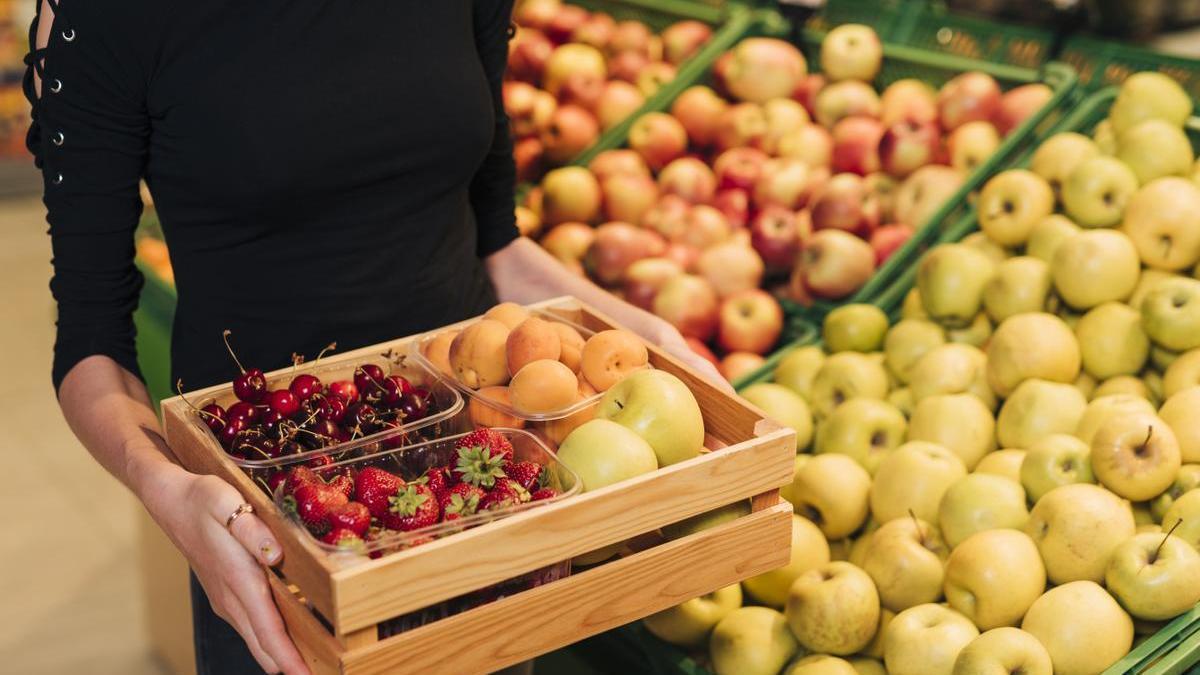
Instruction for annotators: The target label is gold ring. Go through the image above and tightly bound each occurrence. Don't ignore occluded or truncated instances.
[225,503,254,530]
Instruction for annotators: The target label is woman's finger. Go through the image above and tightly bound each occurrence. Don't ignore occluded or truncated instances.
[223,590,282,674]
[228,511,284,566]
[230,570,312,675]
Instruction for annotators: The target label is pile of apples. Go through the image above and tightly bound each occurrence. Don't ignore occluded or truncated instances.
[528,24,1053,382]
[641,72,1200,675]
[506,0,713,185]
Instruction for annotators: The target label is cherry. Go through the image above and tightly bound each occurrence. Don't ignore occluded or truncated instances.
[354,364,387,399]
[397,392,429,421]
[345,403,380,433]
[223,330,267,403]
[289,373,322,401]
[227,401,260,423]
[259,409,284,436]
[218,416,248,447]
[268,389,300,417]
[301,418,343,449]
[200,404,228,434]
[307,454,334,469]
[278,440,305,457]
[301,393,348,423]
[266,471,288,494]
[328,380,359,404]
[381,375,413,407]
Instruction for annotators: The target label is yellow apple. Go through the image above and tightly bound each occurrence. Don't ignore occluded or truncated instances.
[815,398,907,474]
[1164,348,1200,398]
[1149,465,1200,520]
[785,561,880,655]
[908,393,996,470]
[1051,229,1141,310]
[786,454,871,539]
[743,514,831,608]
[1031,132,1101,201]
[1025,483,1136,584]
[938,474,1029,548]
[871,440,967,523]
[1161,489,1200,550]
[996,379,1087,450]
[643,584,742,647]
[977,170,1055,247]
[710,606,800,675]
[884,604,979,675]
[917,243,998,328]
[785,654,858,675]
[1130,269,1184,311]
[1095,118,1118,154]
[987,313,1080,398]
[1106,532,1200,620]
[944,529,1045,630]
[808,352,889,419]
[1076,394,1157,444]
[1117,119,1194,184]
[1121,177,1200,271]
[1061,156,1139,228]
[952,627,1052,675]
[861,516,949,612]
[859,608,895,660]
[900,287,927,319]
[909,343,996,410]
[1020,433,1095,503]
[1091,412,1182,501]
[1020,581,1134,675]
[947,312,993,349]
[1109,71,1192,135]
[1161,387,1200,462]
[888,386,915,418]
[1075,301,1150,379]
[884,319,946,384]
[741,383,814,451]
[823,304,889,353]
[1094,375,1157,404]
[961,231,1010,266]
[848,658,886,675]
[773,345,825,400]
[1142,278,1200,352]
[598,369,704,467]
[1025,214,1080,264]
[974,449,1026,483]
[981,256,1051,324]
[662,501,749,541]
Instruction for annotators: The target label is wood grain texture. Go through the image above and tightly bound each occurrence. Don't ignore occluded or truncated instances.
[268,574,343,675]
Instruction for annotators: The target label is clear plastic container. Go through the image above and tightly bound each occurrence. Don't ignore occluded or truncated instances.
[181,353,465,489]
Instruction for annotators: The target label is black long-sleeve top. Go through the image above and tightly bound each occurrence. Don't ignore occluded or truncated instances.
[25,0,519,392]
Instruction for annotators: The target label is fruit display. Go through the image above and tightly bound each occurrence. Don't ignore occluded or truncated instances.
[530,24,1055,382]
[506,0,713,191]
[638,76,1200,675]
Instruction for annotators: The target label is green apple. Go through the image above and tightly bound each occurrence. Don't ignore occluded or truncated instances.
[909,343,996,410]
[710,606,800,675]
[663,501,750,540]
[1107,531,1200,622]
[557,419,659,492]
[1118,119,1195,184]
[786,561,880,655]
[960,231,1010,266]
[1091,412,1182,501]
[977,170,1055,247]
[598,369,704,466]
[1025,483,1136,584]
[644,584,743,647]
[1161,387,1200,463]
[1151,464,1200,520]
[1025,214,1080,264]
[741,383,814,451]
[952,627,1053,675]
[1143,278,1200,352]
[1162,489,1200,549]
[1075,302,1150,379]
[1164,349,1200,398]
[823,304,889,353]
[884,319,946,384]
[1094,375,1157,404]
[996,379,1087,450]
[743,514,831,608]
[945,312,993,348]
[1020,581,1134,675]
[870,440,967,523]
[974,448,1026,483]
[944,529,1045,630]
[1061,156,1139,227]
[1031,132,1100,201]
[908,393,996,470]
[1130,269,1184,311]
[986,312,1080,398]
[815,398,907,475]
[917,244,997,328]
[1109,71,1192,135]
[1052,229,1141,310]
[938,474,1029,548]
[981,256,1051,323]
[787,453,871,539]
[884,604,979,675]
[785,655,858,675]
[1021,433,1095,502]
[1076,394,1157,444]
[1122,177,1200,271]
[901,287,928,320]
[774,346,826,400]
[808,352,889,419]
[860,516,949,612]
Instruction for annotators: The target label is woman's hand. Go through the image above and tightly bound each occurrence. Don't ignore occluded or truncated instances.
[148,469,311,675]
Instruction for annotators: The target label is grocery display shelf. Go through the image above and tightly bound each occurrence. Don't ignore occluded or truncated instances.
[1060,34,1200,104]
[890,0,1058,70]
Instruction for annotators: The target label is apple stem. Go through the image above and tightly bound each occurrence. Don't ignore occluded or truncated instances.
[1142,425,1154,449]
[1154,518,1184,563]
[907,508,924,545]
[222,329,246,374]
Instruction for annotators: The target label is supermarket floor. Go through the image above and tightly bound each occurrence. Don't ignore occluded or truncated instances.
[0,194,167,675]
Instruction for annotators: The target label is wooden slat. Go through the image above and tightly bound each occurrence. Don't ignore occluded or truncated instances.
[341,502,794,675]
[268,574,344,675]
[330,425,794,632]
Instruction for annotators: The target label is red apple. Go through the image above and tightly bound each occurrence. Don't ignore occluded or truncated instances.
[719,352,767,382]
[594,81,645,131]
[588,149,649,182]
[714,102,768,151]
[508,29,554,83]
[714,188,751,229]
[658,157,717,205]
[623,257,684,311]
[937,71,1002,131]
[543,43,607,98]
[540,222,595,263]
[792,74,827,119]
[504,81,542,138]
[652,274,720,341]
[663,241,700,272]
[515,0,561,30]
[513,137,543,183]
[878,118,940,178]
[641,194,691,239]
[879,78,939,128]
[558,71,605,111]
[798,229,876,299]
[571,12,615,51]
[869,223,915,266]
[995,83,1052,136]
[717,289,784,354]
[761,99,811,156]
[711,51,734,97]
[628,112,688,171]
[750,206,802,272]
[777,125,833,169]
[696,240,765,298]
[584,221,667,286]
[677,205,731,250]
[608,50,649,83]
[713,147,769,191]
[810,172,879,236]
[723,37,807,103]
[602,172,659,224]
[662,20,712,65]
[636,62,678,98]
[542,166,602,225]
[609,20,653,57]
[540,105,600,164]
[670,85,729,148]
[530,90,558,136]
[754,157,813,210]
[515,205,541,238]
[831,116,884,175]
[544,5,589,44]
[814,80,881,128]
[685,337,720,366]
[892,165,964,230]
[864,172,898,224]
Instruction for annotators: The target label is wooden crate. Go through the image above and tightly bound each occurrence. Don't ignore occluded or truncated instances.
[161,297,796,675]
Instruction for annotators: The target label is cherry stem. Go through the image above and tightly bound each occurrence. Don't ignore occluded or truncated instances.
[908,508,924,545]
[176,379,224,426]
[314,342,337,367]
[1155,518,1184,563]
[291,353,305,372]
[222,330,246,374]
[255,476,272,493]
[360,367,387,393]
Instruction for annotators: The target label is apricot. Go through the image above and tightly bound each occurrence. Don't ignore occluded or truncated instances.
[553,323,587,372]
[484,302,531,329]
[506,317,563,376]
[468,386,526,429]
[448,319,511,389]
[537,401,598,445]
[423,330,459,377]
[510,359,580,415]
[580,329,650,391]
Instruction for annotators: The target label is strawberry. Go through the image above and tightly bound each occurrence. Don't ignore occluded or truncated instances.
[285,482,348,536]
[321,528,366,553]
[355,467,403,518]
[383,484,441,531]
[454,428,514,464]
[328,501,370,536]
[327,473,355,499]
[454,445,508,488]
[284,466,319,495]
[420,466,455,500]
[504,461,545,492]
[441,483,485,521]
[479,478,530,511]
[531,487,559,501]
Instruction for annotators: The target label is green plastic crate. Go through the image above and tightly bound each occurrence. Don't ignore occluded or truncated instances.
[1060,34,1200,105]
[891,1,1056,70]
[805,0,910,44]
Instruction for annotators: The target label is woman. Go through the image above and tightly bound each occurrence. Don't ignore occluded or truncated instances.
[24,1,725,672]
